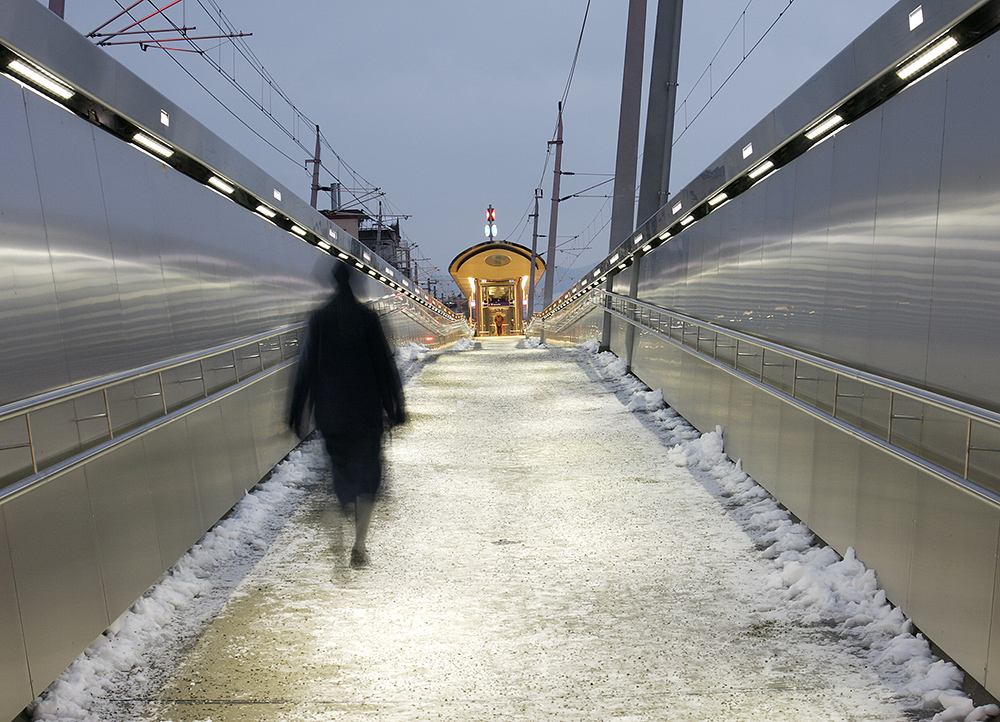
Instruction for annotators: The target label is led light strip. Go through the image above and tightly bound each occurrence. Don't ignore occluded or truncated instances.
[132,132,174,158]
[897,36,959,79]
[6,59,74,100]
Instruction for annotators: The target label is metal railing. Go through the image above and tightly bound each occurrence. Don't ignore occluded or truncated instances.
[601,290,1000,502]
[0,324,306,496]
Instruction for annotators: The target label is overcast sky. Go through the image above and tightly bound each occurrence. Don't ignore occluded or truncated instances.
[57,0,898,296]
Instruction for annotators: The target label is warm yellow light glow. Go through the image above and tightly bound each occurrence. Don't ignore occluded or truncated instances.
[291,225,307,237]
[255,204,277,218]
[708,192,728,207]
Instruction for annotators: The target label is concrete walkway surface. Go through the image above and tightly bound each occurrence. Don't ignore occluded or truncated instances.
[54,338,937,720]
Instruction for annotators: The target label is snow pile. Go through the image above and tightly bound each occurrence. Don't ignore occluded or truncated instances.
[30,442,324,722]
[451,336,475,352]
[521,336,545,349]
[579,342,999,722]
[395,341,430,381]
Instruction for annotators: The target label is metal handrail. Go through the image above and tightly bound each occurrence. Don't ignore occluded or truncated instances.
[603,290,1000,428]
[596,290,1000,504]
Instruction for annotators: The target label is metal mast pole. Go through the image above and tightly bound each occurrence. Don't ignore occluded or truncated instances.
[309,125,322,209]
[608,0,647,253]
[543,103,564,308]
[603,0,647,352]
[637,0,684,225]
[527,188,542,321]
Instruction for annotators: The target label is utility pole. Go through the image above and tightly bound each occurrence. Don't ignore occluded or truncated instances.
[308,125,322,209]
[637,0,684,225]
[527,188,543,321]
[543,102,564,308]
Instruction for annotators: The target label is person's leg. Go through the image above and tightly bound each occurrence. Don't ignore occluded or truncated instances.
[351,494,375,566]
[349,436,383,566]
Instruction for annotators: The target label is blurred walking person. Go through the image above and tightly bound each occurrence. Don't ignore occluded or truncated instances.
[288,262,406,567]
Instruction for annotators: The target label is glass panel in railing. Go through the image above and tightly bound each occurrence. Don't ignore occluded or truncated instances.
[0,415,34,486]
[106,375,164,435]
[161,361,205,413]
[968,421,1000,492]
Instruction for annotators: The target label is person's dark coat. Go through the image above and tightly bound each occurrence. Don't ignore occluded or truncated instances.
[288,267,405,439]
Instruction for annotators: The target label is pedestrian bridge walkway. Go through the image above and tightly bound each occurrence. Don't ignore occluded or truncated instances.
[30,338,989,722]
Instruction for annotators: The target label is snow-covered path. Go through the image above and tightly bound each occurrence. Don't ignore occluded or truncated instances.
[32,338,995,721]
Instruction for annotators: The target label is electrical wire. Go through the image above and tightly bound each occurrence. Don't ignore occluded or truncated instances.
[673,0,796,146]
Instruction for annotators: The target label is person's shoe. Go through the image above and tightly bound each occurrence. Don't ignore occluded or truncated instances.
[350,547,369,568]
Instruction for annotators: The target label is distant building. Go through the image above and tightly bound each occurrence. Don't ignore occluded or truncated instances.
[448,241,545,337]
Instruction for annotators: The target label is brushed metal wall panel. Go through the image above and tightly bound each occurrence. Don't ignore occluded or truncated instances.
[868,72,946,387]
[756,167,796,343]
[821,112,880,368]
[141,419,201,566]
[807,418,860,553]
[4,468,108,695]
[220,389,262,500]
[908,480,1000,682]
[84,438,163,619]
[735,183,767,334]
[92,132,176,371]
[745,385,782,498]
[929,33,1000,407]
[24,92,128,386]
[774,402,816,521]
[0,416,33,486]
[186,404,238,530]
[788,142,834,352]
[854,445,916,611]
[0,81,69,406]
[0,511,31,722]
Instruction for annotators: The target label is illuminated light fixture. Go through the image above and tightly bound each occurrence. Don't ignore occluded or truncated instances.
[642,244,653,252]
[633,234,644,246]
[742,142,754,159]
[355,262,364,269]
[368,270,377,277]
[748,160,775,179]
[160,109,170,127]
[680,215,695,226]
[708,192,728,207]
[610,253,620,264]
[273,189,282,201]
[657,229,672,241]
[618,263,627,270]
[132,132,174,158]
[805,114,844,141]
[291,224,307,237]
[207,176,235,194]
[317,240,331,250]
[337,252,349,260]
[6,59,75,100]
[909,6,924,31]
[385,268,394,277]
[255,204,277,218]
[672,201,683,214]
[897,36,958,79]
[593,270,600,278]
[378,276,387,282]
[328,229,338,240]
